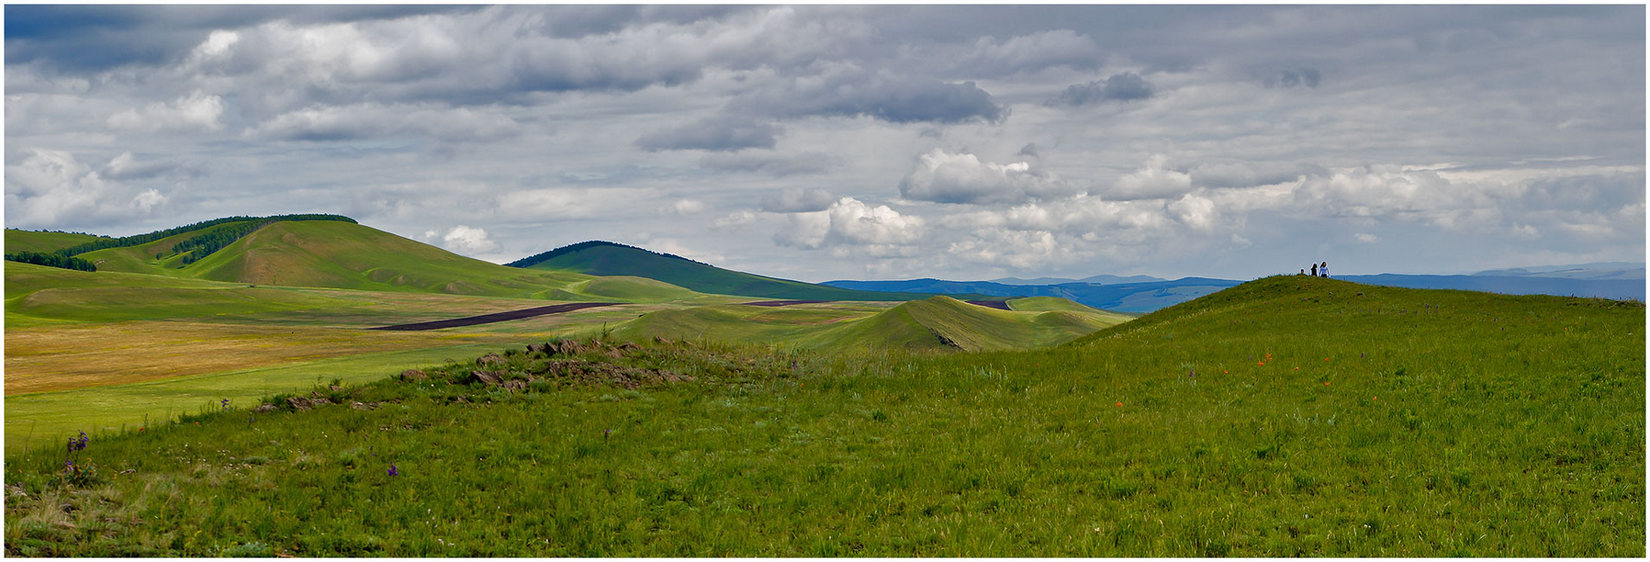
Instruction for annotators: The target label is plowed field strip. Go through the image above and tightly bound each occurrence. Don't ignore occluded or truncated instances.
[372,302,620,331]
[741,300,835,307]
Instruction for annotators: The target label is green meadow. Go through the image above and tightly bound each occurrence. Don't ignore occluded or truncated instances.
[5,276,1642,556]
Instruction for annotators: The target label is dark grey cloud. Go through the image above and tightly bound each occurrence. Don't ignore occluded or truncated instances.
[635,115,781,152]
[1262,67,1322,89]
[760,187,839,213]
[5,5,477,72]
[699,152,838,176]
[99,153,207,182]
[1045,72,1156,107]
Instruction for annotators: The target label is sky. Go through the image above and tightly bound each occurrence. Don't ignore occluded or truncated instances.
[5,4,1645,282]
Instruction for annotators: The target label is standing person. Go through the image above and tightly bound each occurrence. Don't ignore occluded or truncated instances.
[1320,261,1329,278]
[1311,263,1318,277]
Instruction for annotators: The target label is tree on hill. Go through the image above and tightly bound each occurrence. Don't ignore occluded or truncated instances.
[5,251,97,272]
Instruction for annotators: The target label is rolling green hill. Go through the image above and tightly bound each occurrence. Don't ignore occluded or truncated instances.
[614,295,1132,352]
[510,240,960,302]
[4,229,110,254]
[5,275,1638,556]
[68,220,689,301]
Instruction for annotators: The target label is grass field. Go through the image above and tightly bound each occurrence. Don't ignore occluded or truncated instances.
[5,276,1641,556]
[4,259,720,452]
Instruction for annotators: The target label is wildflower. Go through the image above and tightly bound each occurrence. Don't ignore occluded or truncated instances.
[221,398,230,410]
[1115,402,1123,407]
[1324,382,1331,386]
[388,463,399,477]
[603,428,612,440]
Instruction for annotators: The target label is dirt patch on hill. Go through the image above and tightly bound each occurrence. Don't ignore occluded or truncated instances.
[371,302,620,331]
[742,300,834,307]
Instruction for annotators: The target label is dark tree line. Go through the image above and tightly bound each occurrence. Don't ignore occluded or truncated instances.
[5,251,96,272]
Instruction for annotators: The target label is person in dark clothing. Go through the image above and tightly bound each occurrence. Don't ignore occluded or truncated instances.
[1311,263,1318,276]
[1299,269,1306,275]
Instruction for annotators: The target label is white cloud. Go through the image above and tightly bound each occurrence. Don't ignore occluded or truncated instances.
[669,199,708,215]
[1107,154,1193,200]
[1167,192,1218,230]
[714,210,758,228]
[106,91,225,132]
[1354,232,1380,243]
[4,150,170,228]
[776,197,924,250]
[130,189,166,213]
[425,225,497,254]
[898,149,1077,204]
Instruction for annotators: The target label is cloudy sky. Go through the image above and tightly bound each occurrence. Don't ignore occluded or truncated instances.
[6,5,1644,282]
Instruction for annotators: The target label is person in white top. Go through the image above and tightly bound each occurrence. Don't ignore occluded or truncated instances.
[1319,262,1329,278]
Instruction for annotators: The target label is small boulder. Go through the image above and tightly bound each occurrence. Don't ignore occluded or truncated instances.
[399,369,428,381]
[470,370,502,385]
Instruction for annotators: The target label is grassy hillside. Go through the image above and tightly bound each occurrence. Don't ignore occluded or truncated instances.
[512,240,954,302]
[72,221,667,301]
[3,276,1642,556]
[4,229,109,254]
[612,296,1127,352]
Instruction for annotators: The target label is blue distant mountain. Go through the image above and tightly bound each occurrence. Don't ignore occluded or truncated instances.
[991,274,1165,285]
[827,266,1644,313]
[1339,274,1643,301]
[821,277,1242,313]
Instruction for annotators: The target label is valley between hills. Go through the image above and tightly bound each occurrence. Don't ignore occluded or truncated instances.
[3,215,1643,556]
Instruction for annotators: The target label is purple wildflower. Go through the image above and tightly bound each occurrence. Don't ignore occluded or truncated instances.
[388,463,399,477]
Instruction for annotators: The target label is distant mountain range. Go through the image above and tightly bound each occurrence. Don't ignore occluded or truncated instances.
[990,274,1165,285]
[829,263,1644,313]
[823,278,1243,314]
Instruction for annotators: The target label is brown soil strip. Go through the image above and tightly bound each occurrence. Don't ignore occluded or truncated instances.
[966,300,1012,310]
[371,302,620,331]
[741,299,835,307]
